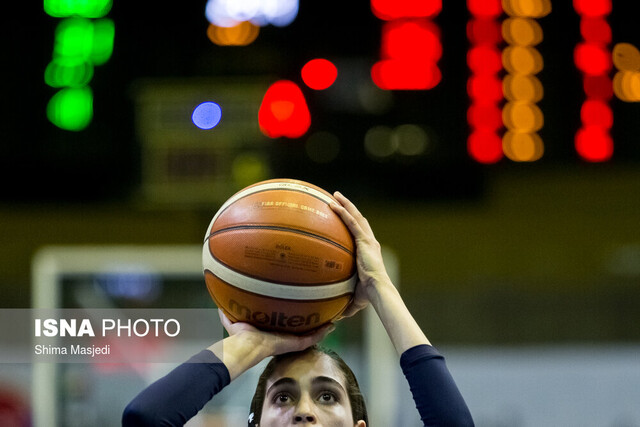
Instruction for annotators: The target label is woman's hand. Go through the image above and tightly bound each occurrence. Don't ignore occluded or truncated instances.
[330,191,393,319]
[218,309,334,356]
[211,310,334,380]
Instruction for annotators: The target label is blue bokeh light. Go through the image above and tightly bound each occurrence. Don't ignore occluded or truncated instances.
[192,101,222,129]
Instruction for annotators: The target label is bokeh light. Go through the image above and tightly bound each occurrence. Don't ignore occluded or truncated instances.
[583,74,613,99]
[612,43,640,103]
[371,3,441,91]
[364,126,396,160]
[205,0,299,28]
[395,124,430,156]
[91,19,115,65]
[258,80,311,138]
[572,0,611,17]
[613,71,640,102]
[467,19,502,45]
[467,46,503,75]
[503,102,544,132]
[468,130,503,164]
[192,102,222,130]
[467,104,503,131]
[467,75,503,103]
[371,58,441,90]
[503,74,544,102]
[44,57,94,88]
[232,152,270,189]
[301,59,338,90]
[580,99,613,128]
[44,0,112,18]
[503,131,544,161]
[503,0,552,17]
[500,0,550,163]
[575,125,613,162]
[467,0,502,17]
[371,0,442,20]
[612,43,640,72]
[207,21,260,46]
[467,3,504,164]
[580,17,611,43]
[574,2,613,161]
[574,42,612,75]
[382,20,442,61]
[503,46,544,74]
[502,17,543,46]
[46,87,93,131]
[54,18,95,60]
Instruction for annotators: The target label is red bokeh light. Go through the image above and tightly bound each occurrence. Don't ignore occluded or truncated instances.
[371,0,442,20]
[467,104,503,131]
[574,42,612,75]
[258,80,311,138]
[382,20,441,61]
[573,0,612,17]
[467,0,502,17]
[583,75,613,99]
[575,126,613,162]
[467,130,503,164]
[371,59,441,90]
[467,46,502,75]
[467,75,503,103]
[580,17,611,43]
[580,99,613,129]
[467,19,502,45]
[301,58,338,90]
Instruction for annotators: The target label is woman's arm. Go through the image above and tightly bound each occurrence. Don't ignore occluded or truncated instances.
[330,191,430,355]
[331,192,474,426]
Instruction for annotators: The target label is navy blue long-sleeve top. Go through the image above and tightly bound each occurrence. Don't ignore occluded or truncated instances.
[123,344,473,426]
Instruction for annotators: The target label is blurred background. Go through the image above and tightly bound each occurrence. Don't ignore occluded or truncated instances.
[1,0,640,425]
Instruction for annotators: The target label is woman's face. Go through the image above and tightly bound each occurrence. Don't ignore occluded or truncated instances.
[258,351,366,427]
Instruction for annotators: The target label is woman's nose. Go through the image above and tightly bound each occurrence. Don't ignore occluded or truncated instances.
[294,413,316,423]
[293,394,317,424]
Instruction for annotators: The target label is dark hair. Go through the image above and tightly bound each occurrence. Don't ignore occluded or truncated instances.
[248,345,368,426]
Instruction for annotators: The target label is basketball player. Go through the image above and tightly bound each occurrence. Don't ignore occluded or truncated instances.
[123,192,474,426]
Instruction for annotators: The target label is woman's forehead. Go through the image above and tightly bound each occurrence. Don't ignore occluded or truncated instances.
[267,351,346,388]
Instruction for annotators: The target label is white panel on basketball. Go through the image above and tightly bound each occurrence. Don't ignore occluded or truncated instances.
[202,247,356,300]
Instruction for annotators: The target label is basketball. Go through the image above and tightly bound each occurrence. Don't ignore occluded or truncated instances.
[202,179,356,334]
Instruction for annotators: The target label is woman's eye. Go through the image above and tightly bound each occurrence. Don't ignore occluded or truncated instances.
[274,393,291,404]
[318,392,337,403]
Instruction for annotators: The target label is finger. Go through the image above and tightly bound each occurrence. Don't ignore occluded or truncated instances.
[330,200,367,239]
[296,323,335,350]
[338,301,368,319]
[333,192,374,235]
[218,309,234,333]
[218,309,230,326]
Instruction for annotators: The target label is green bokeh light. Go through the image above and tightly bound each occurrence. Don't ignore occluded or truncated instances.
[45,57,94,88]
[91,19,115,65]
[44,0,113,18]
[53,18,114,64]
[46,87,94,131]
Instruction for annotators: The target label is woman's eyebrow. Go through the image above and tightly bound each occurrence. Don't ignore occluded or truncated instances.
[312,376,346,392]
[267,377,297,394]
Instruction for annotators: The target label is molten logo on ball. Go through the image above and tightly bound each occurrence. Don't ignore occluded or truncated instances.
[229,299,321,328]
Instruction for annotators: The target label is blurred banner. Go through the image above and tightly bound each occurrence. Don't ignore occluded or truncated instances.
[1,308,223,363]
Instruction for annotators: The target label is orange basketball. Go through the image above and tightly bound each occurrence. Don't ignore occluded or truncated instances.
[202,179,356,334]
